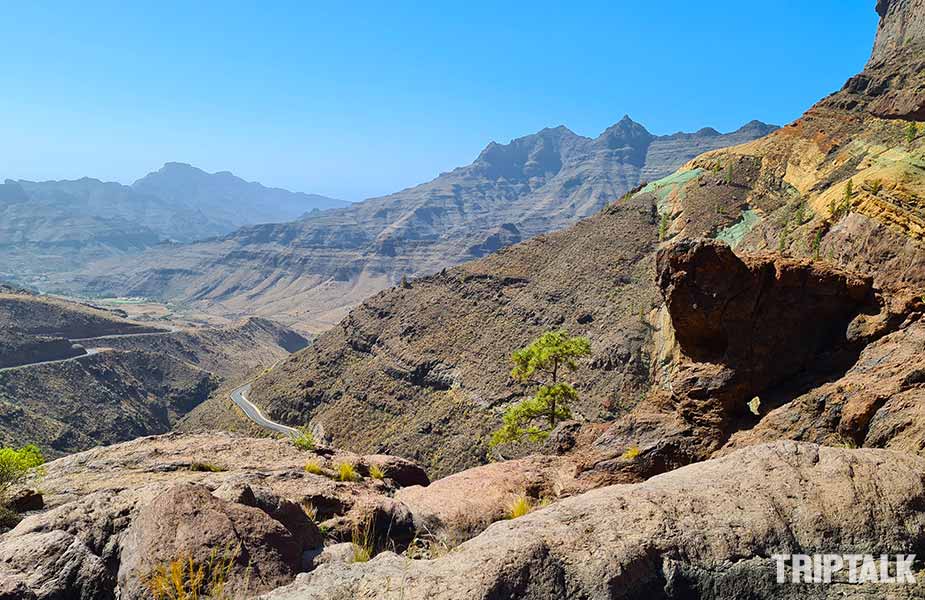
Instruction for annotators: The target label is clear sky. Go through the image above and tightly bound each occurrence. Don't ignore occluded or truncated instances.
[1,1,878,201]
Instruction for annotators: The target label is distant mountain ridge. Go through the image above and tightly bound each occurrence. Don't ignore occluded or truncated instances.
[133,162,348,231]
[0,164,346,286]
[71,117,776,332]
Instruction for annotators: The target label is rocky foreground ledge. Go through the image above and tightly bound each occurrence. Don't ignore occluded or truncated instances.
[266,441,925,600]
[4,431,924,598]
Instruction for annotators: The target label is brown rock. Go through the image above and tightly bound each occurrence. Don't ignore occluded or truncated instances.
[117,484,303,599]
[360,455,430,488]
[586,239,886,483]
[396,455,591,546]
[263,442,925,599]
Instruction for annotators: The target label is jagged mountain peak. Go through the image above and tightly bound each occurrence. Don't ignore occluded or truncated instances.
[595,116,655,150]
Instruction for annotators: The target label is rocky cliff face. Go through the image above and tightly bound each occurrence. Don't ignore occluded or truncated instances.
[585,240,921,484]
[69,119,774,334]
[870,0,925,66]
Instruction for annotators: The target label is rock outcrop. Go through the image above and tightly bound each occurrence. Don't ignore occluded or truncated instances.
[0,433,430,599]
[585,239,919,483]
[396,455,593,547]
[869,0,925,67]
[264,442,925,600]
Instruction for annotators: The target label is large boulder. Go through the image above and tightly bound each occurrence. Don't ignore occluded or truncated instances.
[117,484,304,599]
[263,442,925,599]
[396,455,591,546]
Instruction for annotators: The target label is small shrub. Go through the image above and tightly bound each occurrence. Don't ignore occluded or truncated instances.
[907,122,918,144]
[869,179,883,195]
[292,427,316,451]
[351,516,375,563]
[368,464,385,480]
[777,226,789,253]
[811,230,822,261]
[304,460,325,476]
[189,462,225,473]
[833,434,857,449]
[726,162,734,185]
[0,444,44,500]
[336,463,361,483]
[621,446,641,460]
[508,495,533,519]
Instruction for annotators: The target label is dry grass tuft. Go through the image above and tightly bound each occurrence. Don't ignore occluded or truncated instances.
[336,462,361,482]
[368,464,386,480]
[143,545,242,600]
[507,495,533,520]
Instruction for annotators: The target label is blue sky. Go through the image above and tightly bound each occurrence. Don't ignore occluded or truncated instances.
[1,1,877,201]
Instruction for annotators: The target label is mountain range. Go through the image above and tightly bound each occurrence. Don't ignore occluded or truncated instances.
[3,2,925,598]
[68,118,776,333]
[0,163,346,286]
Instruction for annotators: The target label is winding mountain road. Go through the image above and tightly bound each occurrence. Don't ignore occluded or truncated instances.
[229,383,300,438]
[0,347,110,373]
[0,327,177,373]
[4,323,300,439]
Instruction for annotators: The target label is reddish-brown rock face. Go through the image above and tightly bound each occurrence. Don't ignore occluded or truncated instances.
[656,239,874,409]
[584,239,920,484]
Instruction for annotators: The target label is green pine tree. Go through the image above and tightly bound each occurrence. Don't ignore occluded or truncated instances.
[811,230,822,261]
[842,179,854,216]
[490,331,591,447]
[658,212,670,241]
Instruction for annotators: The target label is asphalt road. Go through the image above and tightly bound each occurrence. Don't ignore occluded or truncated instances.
[1,327,180,373]
[0,347,109,373]
[229,383,300,438]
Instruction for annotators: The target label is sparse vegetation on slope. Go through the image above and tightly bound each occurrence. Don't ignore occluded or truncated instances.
[491,330,591,448]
